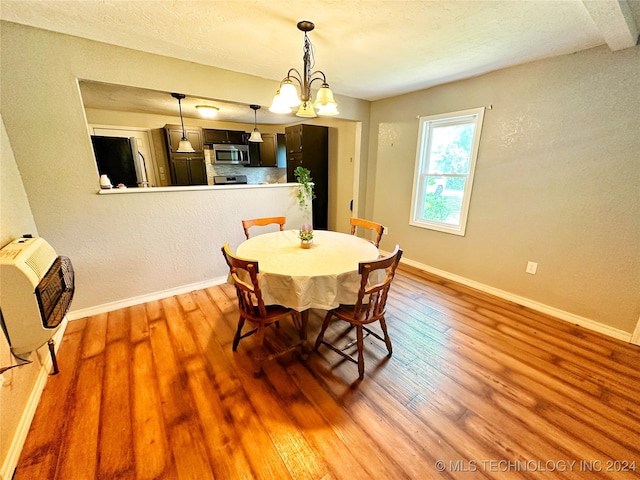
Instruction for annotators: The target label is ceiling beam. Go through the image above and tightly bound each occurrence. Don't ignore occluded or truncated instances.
[582,0,640,51]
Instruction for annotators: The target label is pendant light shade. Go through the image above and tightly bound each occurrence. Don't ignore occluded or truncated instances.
[279,80,301,107]
[177,139,195,152]
[269,90,292,114]
[249,130,263,142]
[296,101,317,118]
[171,92,195,153]
[248,105,263,143]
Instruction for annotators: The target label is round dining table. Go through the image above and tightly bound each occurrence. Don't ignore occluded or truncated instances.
[236,229,380,311]
[235,229,380,352]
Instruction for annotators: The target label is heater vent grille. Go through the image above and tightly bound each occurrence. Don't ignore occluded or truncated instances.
[25,246,57,279]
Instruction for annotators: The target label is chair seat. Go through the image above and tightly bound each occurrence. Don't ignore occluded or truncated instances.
[328,304,379,325]
[255,304,296,321]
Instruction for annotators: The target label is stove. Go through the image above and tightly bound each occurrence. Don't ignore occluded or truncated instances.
[213,175,248,185]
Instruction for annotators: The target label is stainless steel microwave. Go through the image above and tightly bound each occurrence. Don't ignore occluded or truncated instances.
[212,144,249,164]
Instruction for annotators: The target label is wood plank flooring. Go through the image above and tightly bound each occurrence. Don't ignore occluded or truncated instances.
[14,266,640,479]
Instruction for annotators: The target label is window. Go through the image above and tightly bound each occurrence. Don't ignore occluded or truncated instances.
[410,107,485,236]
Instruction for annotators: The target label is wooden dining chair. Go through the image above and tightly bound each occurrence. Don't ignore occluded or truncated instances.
[242,216,286,239]
[221,242,301,376]
[349,217,385,248]
[314,245,403,380]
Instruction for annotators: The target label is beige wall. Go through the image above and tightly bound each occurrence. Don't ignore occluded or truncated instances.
[368,44,640,334]
[0,115,54,477]
[0,21,370,313]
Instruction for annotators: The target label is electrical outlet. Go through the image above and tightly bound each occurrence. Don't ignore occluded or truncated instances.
[526,261,538,274]
[383,226,389,235]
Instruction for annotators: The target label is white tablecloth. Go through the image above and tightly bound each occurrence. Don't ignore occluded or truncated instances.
[235,229,380,311]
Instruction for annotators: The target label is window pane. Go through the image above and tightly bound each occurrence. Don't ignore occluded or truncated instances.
[411,107,484,236]
[422,176,466,226]
[428,123,474,174]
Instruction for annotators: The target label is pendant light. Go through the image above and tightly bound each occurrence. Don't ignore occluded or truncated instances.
[171,93,195,153]
[248,105,263,143]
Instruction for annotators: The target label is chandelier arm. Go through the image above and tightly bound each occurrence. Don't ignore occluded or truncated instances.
[284,69,304,87]
[308,71,328,85]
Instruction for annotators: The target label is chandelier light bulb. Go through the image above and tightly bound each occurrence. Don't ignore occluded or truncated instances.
[269,91,292,114]
[296,101,317,118]
[280,80,301,107]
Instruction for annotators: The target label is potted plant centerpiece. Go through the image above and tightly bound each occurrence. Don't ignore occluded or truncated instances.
[294,166,315,248]
[298,224,314,248]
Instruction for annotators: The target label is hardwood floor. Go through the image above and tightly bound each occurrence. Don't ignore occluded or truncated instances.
[14,266,640,479]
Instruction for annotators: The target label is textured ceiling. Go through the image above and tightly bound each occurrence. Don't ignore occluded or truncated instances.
[2,0,639,123]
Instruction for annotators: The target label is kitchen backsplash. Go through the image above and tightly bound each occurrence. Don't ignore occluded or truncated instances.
[204,147,286,185]
[207,163,286,185]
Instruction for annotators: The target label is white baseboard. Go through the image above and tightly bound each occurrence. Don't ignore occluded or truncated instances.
[0,323,67,480]
[68,261,635,343]
[631,316,640,346]
[67,276,228,320]
[394,255,633,343]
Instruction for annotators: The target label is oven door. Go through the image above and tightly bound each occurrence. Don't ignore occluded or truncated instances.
[213,145,249,164]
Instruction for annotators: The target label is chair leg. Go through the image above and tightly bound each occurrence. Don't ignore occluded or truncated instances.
[232,316,245,351]
[314,311,333,351]
[253,324,266,377]
[378,316,393,356]
[356,325,365,380]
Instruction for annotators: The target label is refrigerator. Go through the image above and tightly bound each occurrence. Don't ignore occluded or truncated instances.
[91,136,147,188]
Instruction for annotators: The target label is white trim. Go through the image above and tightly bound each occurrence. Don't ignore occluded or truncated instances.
[67,276,228,320]
[1,323,67,480]
[631,315,640,346]
[387,252,634,343]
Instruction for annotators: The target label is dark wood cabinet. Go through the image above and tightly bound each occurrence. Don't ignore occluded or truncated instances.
[170,157,207,186]
[285,125,329,229]
[203,129,246,145]
[285,126,303,154]
[164,125,207,185]
[259,134,278,167]
[247,133,286,167]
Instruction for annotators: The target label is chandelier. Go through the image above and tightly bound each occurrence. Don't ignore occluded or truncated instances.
[269,20,338,118]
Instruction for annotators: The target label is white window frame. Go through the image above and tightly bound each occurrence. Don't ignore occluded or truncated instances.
[410,107,485,236]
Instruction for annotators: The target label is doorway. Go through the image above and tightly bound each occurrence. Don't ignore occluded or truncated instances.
[90,126,159,187]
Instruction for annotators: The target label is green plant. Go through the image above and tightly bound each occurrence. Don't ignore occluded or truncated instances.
[294,166,315,209]
[298,224,314,241]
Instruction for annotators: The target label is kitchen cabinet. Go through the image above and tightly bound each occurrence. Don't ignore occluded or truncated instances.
[259,134,278,167]
[203,129,247,145]
[170,157,207,186]
[248,133,286,167]
[164,125,207,185]
[285,125,328,229]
